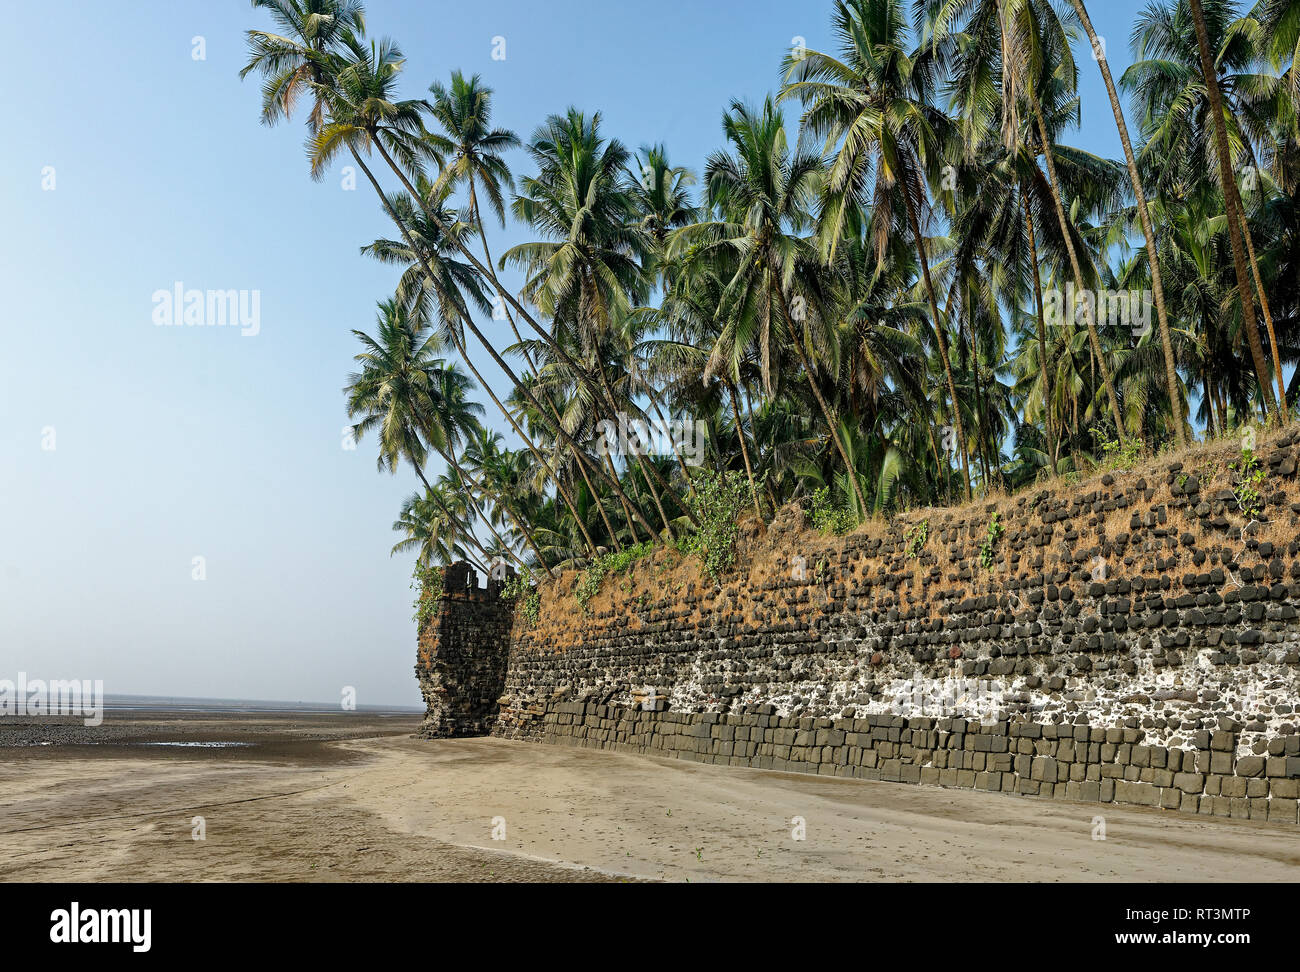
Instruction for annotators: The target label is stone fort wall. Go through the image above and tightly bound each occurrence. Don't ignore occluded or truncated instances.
[418,429,1300,826]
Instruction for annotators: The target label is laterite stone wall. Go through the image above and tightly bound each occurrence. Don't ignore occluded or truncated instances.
[415,563,515,738]
[420,430,1300,825]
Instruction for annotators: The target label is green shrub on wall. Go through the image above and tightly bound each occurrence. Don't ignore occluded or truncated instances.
[681,470,749,583]
[411,563,444,629]
[503,568,541,627]
[575,542,655,610]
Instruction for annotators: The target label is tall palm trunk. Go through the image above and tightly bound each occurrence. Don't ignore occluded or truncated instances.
[1187,0,1279,421]
[414,415,543,575]
[350,147,604,557]
[410,461,494,568]
[1203,372,1219,438]
[415,422,523,568]
[467,175,626,549]
[645,387,698,499]
[728,379,763,519]
[373,141,669,534]
[965,305,994,494]
[1068,0,1187,447]
[592,354,678,540]
[776,277,870,519]
[1029,95,1129,444]
[1234,169,1289,418]
[902,180,972,500]
[603,451,641,545]
[586,278,695,533]
[1023,194,1058,471]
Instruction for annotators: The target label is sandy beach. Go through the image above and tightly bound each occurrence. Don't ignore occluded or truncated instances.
[4,711,1300,882]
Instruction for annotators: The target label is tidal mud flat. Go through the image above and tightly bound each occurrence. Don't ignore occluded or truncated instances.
[0,710,626,882]
[4,718,1300,882]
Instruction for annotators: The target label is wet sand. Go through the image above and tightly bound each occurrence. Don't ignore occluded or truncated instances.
[5,713,1300,882]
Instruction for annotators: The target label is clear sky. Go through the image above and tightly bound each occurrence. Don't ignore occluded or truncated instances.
[0,0,1142,707]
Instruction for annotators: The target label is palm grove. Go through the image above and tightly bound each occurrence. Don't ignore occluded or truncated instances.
[243,0,1300,594]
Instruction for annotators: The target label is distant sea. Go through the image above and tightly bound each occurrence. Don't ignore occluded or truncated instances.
[100,694,423,715]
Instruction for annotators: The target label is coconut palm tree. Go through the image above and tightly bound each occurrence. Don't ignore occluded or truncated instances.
[782,0,975,497]
[671,97,872,519]
[391,488,480,569]
[344,298,497,566]
[920,0,1132,443]
[503,109,684,537]
[1063,0,1187,445]
[1128,0,1282,417]
[359,182,600,560]
[240,0,365,132]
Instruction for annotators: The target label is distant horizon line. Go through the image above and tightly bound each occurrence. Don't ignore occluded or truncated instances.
[100,692,423,713]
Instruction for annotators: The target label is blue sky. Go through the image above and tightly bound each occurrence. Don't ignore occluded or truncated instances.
[0,0,1143,706]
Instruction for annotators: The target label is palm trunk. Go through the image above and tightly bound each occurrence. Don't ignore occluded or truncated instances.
[1240,142,1288,416]
[1239,204,1289,418]
[902,180,972,500]
[646,387,698,499]
[350,147,603,557]
[411,462,494,567]
[778,277,870,519]
[1023,194,1058,472]
[414,419,523,568]
[374,140,669,533]
[604,451,641,545]
[1203,372,1218,438]
[468,175,626,548]
[419,424,541,575]
[728,379,763,519]
[1187,0,1278,421]
[1068,0,1187,447]
[587,279,694,533]
[1029,95,1129,444]
[592,357,678,540]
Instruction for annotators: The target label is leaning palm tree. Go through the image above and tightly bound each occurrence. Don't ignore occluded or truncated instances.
[672,97,871,519]
[782,0,973,497]
[920,0,1132,444]
[1192,0,1281,419]
[312,42,647,548]
[1128,0,1282,418]
[240,0,365,132]
[424,74,642,544]
[391,488,479,569]
[344,298,497,566]
[503,108,683,538]
[1063,0,1186,445]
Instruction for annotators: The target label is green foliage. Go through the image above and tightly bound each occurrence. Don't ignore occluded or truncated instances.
[903,518,929,559]
[241,0,1300,585]
[1099,436,1141,470]
[411,563,444,629]
[502,568,541,628]
[979,512,1004,570]
[808,486,856,536]
[575,542,655,609]
[680,471,749,583]
[1229,449,1267,521]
